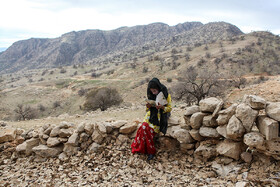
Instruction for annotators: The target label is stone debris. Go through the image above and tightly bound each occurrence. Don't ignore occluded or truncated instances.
[0,95,280,186]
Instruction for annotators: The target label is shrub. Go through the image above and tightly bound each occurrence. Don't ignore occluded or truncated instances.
[60,68,66,74]
[167,78,172,82]
[14,104,36,120]
[78,88,87,96]
[83,87,123,111]
[142,67,148,73]
[53,101,61,108]
[38,104,46,112]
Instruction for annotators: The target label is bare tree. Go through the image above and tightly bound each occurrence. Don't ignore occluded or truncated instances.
[14,104,36,120]
[172,67,225,105]
[231,73,247,89]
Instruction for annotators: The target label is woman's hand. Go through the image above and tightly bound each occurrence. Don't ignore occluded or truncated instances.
[156,103,165,110]
[146,103,152,108]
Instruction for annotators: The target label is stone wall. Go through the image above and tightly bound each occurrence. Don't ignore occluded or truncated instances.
[0,94,279,162]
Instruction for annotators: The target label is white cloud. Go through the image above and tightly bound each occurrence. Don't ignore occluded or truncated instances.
[0,0,279,48]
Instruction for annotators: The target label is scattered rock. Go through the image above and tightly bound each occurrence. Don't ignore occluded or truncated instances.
[240,152,252,163]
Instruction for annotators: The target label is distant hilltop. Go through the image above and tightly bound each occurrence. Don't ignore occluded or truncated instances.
[0,21,243,73]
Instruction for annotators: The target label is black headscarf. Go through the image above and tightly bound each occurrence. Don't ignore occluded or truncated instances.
[147,78,169,135]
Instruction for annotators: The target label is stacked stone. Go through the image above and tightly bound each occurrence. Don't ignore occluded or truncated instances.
[180,95,280,162]
[13,120,139,160]
[1,94,279,162]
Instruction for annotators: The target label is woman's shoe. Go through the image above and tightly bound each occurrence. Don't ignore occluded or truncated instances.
[147,154,154,161]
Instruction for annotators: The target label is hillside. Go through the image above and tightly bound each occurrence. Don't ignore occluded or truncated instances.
[0,21,243,73]
[0,29,280,121]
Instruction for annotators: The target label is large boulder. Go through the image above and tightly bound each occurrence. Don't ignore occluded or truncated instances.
[59,128,73,138]
[226,115,245,141]
[76,122,85,133]
[242,95,266,110]
[216,140,243,160]
[235,103,258,132]
[49,126,60,137]
[168,116,180,126]
[190,112,207,129]
[202,115,218,127]
[84,123,95,135]
[243,132,264,149]
[173,129,193,144]
[216,125,229,139]
[189,129,204,141]
[199,127,220,138]
[119,123,138,134]
[111,120,127,129]
[0,127,17,143]
[67,132,79,146]
[92,130,104,144]
[194,144,217,161]
[257,116,279,140]
[58,121,74,129]
[212,101,224,118]
[63,144,79,156]
[266,102,280,121]
[216,104,238,126]
[33,145,63,157]
[184,105,200,116]
[47,137,61,147]
[16,138,39,156]
[97,123,107,134]
[165,125,182,137]
[199,97,222,113]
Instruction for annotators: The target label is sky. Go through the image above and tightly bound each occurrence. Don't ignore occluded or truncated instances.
[0,0,280,49]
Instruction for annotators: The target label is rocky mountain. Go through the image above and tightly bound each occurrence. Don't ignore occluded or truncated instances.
[0,21,243,73]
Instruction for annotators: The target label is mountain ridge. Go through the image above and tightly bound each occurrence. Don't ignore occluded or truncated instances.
[0,21,243,73]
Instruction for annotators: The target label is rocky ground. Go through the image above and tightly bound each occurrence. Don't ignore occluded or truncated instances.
[1,141,279,187]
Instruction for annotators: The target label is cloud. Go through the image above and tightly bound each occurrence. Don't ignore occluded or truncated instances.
[0,0,279,48]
